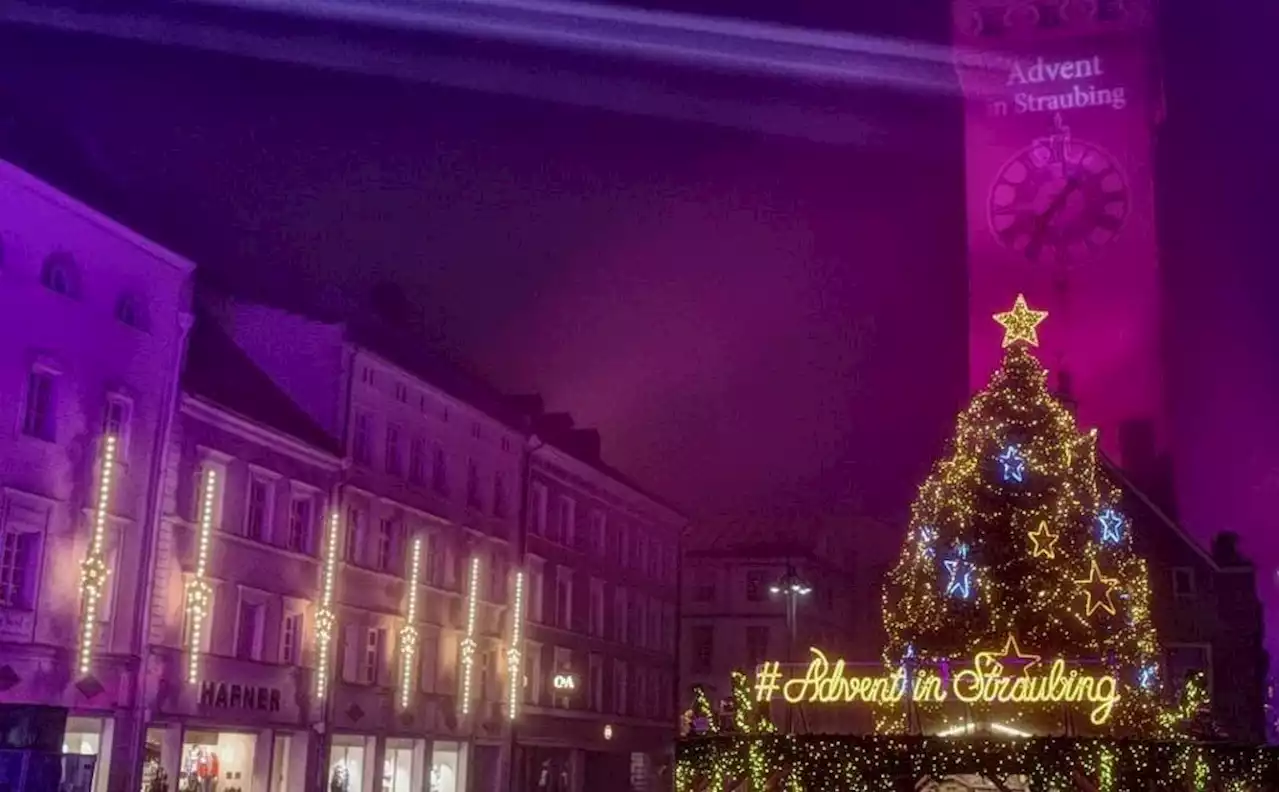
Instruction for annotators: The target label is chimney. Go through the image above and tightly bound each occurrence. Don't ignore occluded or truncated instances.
[1211,532,1250,568]
[567,429,602,462]
[539,413,575,437]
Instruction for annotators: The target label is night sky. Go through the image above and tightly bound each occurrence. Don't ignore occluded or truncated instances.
[0,0,1273,660]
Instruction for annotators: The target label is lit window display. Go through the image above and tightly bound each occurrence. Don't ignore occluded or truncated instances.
[179,730,255,792]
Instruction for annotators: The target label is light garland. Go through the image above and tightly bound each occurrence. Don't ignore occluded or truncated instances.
[77,435,118,677]
[314,511,341,700]
[398,535,422,710]
[185,467,218,683]
[459,554,482,716]
[505,569,526,720]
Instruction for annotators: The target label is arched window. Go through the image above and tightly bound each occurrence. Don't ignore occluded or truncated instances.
[115,293,149,331]
[40,252,79,298]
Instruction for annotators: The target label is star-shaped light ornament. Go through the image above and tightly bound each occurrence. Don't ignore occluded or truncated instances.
[1075,560,1120,617]
[997,444,1027,483]
[991,633,1042,679]
[1096,507,1125,545]
[993,294,1049,348]
[1027,521,1060,559]
[943,543,975,599]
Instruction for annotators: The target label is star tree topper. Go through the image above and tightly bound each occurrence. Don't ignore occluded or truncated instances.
[993,294,1049,348]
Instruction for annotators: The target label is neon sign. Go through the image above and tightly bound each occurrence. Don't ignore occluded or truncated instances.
[754,637,1121,726]
[553,673,578,692]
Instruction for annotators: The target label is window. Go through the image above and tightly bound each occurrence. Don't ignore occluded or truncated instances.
[423,532,442,586]
[419,630,440,693]
[493,473,508,518]
[360,366,375,386]
[0,530,37,609]
[409,438,426,485]
[466,460,482,510]
[589,654,603,712]
[40,252,78,297]
[235,601,265,661]
[610,524,624,565]
[525,646,542,704]
[352,413,372,466]
[488,551,505,602]
[102,394,132,454]
[1172,567,1196,598]
[648,600,661,652]
[385,425,403,476]
[21,368,55,441]
[637,536,649,576]
[746,626,770,669]
[555,573,572,630]
[394,382,408,402]
[470,422,481,439]
[531,483,548,536]
[431,445,448,494]
[588,580,605,638]
[375,518,395,571]
[614,661,628,715]
[590,512,606,556]
[692,626,714,673]
[627,597,640,645]
[692,581,715,603]
[281,613,303,665]
[244,477,272,541]
[615,588,627,643]
[345,507,364,562]
[647,541,661,579]
[501,437,512,453]
[529,560,545,623]
[286,496,312,554]
[746,570,767,602]
[114,294,148,330]
[361,628,386,685]
[555,496,576,546]
[636,670,648,718]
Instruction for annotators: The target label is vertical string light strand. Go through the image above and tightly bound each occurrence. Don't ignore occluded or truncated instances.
[184,467,218,683]
[314,510,342,699]
[398,535,423,710]
[77,435,118,677]
[459,554,482,716]
[505,569,527,720]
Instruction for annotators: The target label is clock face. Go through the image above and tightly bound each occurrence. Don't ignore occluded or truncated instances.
[988,136,1130,264]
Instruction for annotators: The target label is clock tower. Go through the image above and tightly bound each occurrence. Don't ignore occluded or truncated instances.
[953,0,1165,478]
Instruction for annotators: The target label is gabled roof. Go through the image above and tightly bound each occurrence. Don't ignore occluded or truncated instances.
[1102,456,1220,569]
[182,311,343,456]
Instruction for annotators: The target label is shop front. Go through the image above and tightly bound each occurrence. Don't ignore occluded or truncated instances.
[144,651,314,792]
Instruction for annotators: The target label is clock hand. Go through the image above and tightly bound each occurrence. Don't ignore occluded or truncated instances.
[1026,177,1081,261]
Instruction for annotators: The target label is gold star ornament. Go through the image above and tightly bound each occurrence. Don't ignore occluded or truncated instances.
[1075,560,1120,617]
[993,294,1049,348]
[1028,521,1060,559]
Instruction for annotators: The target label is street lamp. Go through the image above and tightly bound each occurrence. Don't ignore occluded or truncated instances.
[769,563,811,733]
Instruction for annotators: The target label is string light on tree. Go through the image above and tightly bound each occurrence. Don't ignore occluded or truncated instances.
[77,435,118,678]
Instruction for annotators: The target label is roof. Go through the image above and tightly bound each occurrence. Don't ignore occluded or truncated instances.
[182,311,344,456]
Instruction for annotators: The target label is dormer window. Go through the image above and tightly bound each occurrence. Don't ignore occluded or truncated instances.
[40,252,79,298]
[115,294,148,331]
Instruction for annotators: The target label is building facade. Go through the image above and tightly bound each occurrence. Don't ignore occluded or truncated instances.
[142,316,345,791]
[0,159,194,790]
[516,415,685,791]
[206,300,528,792]
[678,522,869,735]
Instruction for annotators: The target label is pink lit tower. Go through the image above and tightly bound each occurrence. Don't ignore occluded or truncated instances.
[951,0,1165,485]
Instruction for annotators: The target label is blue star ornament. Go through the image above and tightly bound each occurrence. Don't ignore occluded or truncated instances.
[997,444,1027,483]
[1097,507,1125,544]
[944,543,975,599]
[1139,664,1159,690]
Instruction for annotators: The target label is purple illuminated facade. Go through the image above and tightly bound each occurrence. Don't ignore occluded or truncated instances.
[0,159,194,790]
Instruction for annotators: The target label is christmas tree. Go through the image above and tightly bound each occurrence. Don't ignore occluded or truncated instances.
[881,294,1165,736]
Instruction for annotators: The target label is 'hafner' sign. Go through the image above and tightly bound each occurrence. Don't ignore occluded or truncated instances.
[199,681,283,713]
[754,639,1121,725]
